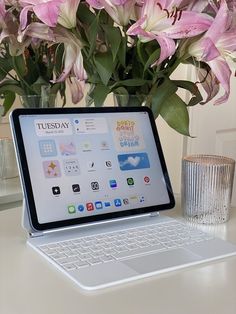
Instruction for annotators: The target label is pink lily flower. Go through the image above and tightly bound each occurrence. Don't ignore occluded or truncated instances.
[95,0,136,26]
[127,0,213,65]
[19,0,64,29]
[58,0,80,29]
[188,0,236,105]
[53,26,87,83]
[0,7,32,56]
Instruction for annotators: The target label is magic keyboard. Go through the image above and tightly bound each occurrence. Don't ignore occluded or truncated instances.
[38,220,214,271]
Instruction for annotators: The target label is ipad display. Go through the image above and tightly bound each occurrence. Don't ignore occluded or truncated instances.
[11,107,175,230]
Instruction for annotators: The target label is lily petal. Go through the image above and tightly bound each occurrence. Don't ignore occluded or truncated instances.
[68,77,85,104]
[18,22,55,42]
[86,0,103,9]
[189,37,220,62]
[33,1,61,27]
[152,35,176,65]
[197,67,220,105]
[19,6,32,30]
[161,12,212,39]
[0,0,6,27]
[208,57,231,105]
[58,0,80,29]
[204,0,229,42]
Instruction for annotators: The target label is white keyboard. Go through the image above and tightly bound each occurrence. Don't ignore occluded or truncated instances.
[38,220,214,272]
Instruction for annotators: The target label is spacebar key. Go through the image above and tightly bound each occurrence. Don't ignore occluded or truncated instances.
[113,244,166,260]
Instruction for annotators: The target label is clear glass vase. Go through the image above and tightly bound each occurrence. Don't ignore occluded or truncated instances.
[20,93,57,108]
[182,155,235,224]
[113,93,149,107]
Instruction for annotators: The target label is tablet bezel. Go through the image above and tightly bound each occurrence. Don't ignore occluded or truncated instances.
[10,107,175,231]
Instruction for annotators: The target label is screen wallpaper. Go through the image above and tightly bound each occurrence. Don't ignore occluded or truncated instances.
[19,111,170,223]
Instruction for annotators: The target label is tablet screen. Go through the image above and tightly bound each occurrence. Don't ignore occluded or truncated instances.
[11,107,175,230]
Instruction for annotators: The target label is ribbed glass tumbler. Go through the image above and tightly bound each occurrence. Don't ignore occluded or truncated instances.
[182,155,235,224]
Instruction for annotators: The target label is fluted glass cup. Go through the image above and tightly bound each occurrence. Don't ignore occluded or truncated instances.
[182,155,235,224]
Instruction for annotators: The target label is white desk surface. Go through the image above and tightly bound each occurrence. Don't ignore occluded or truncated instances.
[1,205,236,314]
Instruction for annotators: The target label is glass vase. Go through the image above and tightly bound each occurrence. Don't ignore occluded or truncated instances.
[113,93,149,107]
[182,154,235,224]
[20,94,57,108]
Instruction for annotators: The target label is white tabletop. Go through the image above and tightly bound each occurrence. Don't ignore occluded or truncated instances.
[1,205,236,314]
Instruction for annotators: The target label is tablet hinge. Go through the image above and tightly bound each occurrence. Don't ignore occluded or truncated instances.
[29,231,44,238]
[150,211,160,217]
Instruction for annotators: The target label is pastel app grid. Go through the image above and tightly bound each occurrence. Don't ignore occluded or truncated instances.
[43,160,61,178]
[39,140,57,157]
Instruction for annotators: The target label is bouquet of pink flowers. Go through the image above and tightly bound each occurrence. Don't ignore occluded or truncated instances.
[1,0,236,134]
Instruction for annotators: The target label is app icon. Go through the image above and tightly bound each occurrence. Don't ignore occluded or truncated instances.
[95,201,103,210]
[63,159,80,176]
[52,186,61,196]
[123,198,129,205]
[104,201,111,207]
[87,161,96,171]
[86,202,94,211]
[114,199,122,207]
[127,177,134,186]
[39,140,57,157]
[105,160,112,168]
[140,196,145,203]
[100,140,109,150]
[72,184,80,193]
[82,141,92,151]
[43,160,61,178]
[78,204,84,212]
[144,176,150,184]
[59,141,76,156]
[109,179,117,189]
[68,205,76,214]
[91,181,99,191]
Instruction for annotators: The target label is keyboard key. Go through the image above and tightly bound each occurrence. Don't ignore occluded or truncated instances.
[63,263,76,271]
[100,255,115,262]
[87,257,102,265]
[75,260,89,268]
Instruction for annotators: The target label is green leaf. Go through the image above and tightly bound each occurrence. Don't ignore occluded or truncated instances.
[2,91,15,115]
[55,44,65,75]
[87,16,99,57]
[159,93,190,136]
[0,80,25,96]
[173,80,203,106]
[144,48,160,71]
[0,58,13,81]
[77,2,95,24]
[151,78,178,118]
[12,55,27,78]
[117,37,126,67]
[91,84,110,107]
[94,52,115,85]
[113,78,148,88]
[102,25,121,61]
